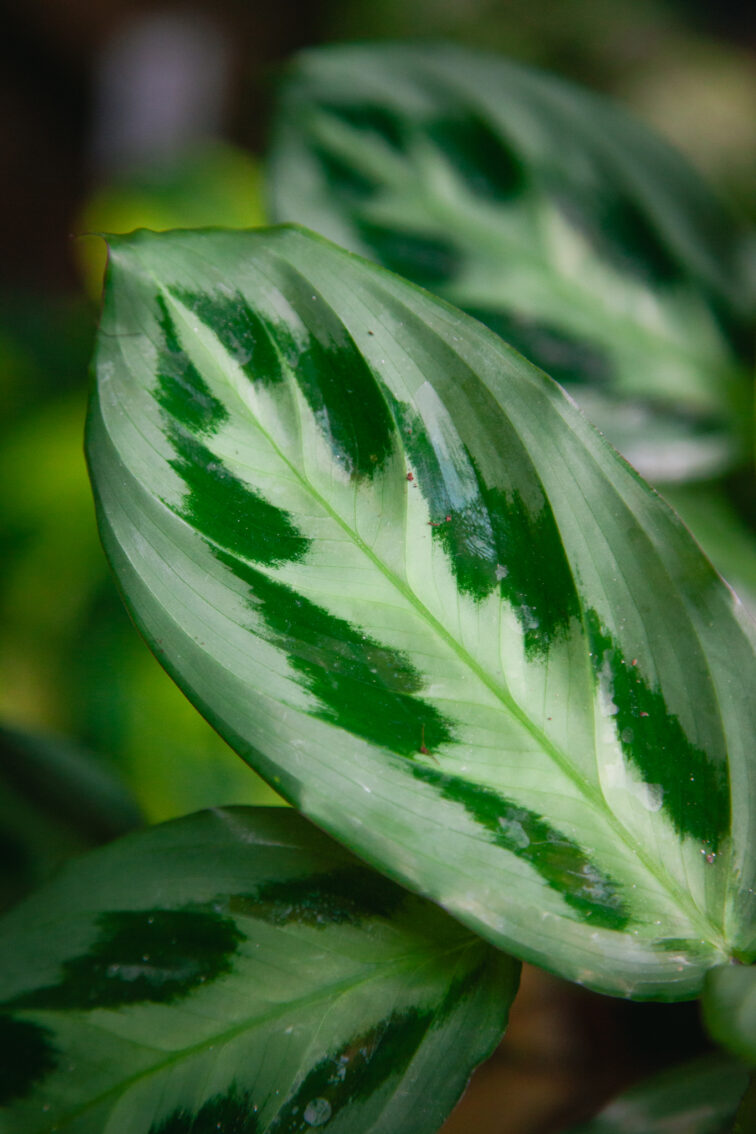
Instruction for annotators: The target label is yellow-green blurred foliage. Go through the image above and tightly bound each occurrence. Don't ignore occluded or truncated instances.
[77,142,266,299]
[1,142,280,825]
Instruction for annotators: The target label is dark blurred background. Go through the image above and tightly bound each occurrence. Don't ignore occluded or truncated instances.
[0,2,754,1131]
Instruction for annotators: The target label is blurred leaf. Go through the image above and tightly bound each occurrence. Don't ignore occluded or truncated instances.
[0,392,106,730]
[117,637,285,822]
[703,964,756,1064]
[0,806,517,1133]
[87,225,756,997]
[76,142,266,298]
[566,1054,749,1133]
[663,482,756,620]
[269,42,754,483]
[734,1075,756,1134]
[0,390,280,819]
[0,724,141,912]
[0,295,93,425]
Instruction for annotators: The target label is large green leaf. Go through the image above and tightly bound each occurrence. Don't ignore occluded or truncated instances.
[87,225,756,998]
[268,43,754,482]
[703,964,756,1064]
[0,806,515,1133]
[565,1054,749,1134]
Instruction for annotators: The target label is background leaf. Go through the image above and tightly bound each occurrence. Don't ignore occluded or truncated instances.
[0,724,141,912]
[663,482,756,621]
[703,964,756,1064]
[734,1075,756,1134]
[268,42,754,483]
[565,1053,749,1134]
[87,225,756,998]
[0,385,282,824]
[0,806,516,1134]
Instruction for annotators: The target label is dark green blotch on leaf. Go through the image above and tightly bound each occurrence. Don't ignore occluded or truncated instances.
[556,183,683,287]
[356,220,462,289]
[462,472,579,657]
[269,264,395,479]
[168,286,287,388]
[389,390,577,655]
[653,937,717,959]
[320,101,407,152]
[155,289,310,569]
[232,866,405,927]
[155,294,227,435]
[8,908,242,1010]
[150,1086,259,1134]
[0,1015,57,1104]
[268,1009,434,1132]
[410,765,629,930]
[215,549,454,756]
[464,305,612,389]
[166,427,310,567]
[314,143,382,202]
[426,109,524,201]
[435,957,491,1024]
[585,611,730,850]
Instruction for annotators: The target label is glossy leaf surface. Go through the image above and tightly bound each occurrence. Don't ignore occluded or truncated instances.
[87,226,756,997]
[0,806,515,1133]
[703,964,756,1064]
[566,1054,749,1134]
[269,43,754,482]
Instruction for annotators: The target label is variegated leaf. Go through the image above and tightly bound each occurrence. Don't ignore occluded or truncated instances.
[268,43,754,483]
[0,807,515,1133]
[87,226,756,998]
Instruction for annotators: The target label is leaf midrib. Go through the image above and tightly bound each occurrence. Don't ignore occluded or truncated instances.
[149,276,724,948]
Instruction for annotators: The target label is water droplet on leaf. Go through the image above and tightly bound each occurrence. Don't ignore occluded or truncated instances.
[304,1097,332,1126]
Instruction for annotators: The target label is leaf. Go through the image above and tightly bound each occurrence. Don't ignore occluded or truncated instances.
[0,806,516,1133]
[87,225,756,998]
[565,1054,749,1134]
[703,964,756,1064]
[734,1075,756,1134]
[0,724,141,911]
[268,43,754,483]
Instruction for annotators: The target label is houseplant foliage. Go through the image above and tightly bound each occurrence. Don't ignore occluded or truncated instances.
[0,807,515,1132]
[1,42,754,1134]
[84,220,755,997]
[703,963,756,1064]
[269,42,754,484]
[565,1053,750,1133]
